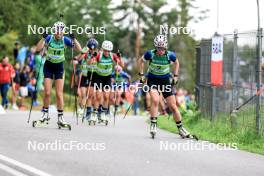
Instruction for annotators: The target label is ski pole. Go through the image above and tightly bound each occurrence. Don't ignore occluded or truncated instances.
[70,37,78,125]
[113,51,122,124]
[231,87,264,113]
[113,64,120,125]
[113,83,118,126]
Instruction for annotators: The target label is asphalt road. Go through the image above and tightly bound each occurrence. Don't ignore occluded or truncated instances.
[0,110,263,176]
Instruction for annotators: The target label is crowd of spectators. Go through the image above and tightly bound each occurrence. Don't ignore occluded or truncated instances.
[0,41,44,110]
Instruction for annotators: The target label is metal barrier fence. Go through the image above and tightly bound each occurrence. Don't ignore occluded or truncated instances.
[196,30,263,135]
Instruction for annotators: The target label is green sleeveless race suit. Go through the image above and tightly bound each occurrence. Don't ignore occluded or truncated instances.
[46,35,65,63]
[96,52,113,77]
[148,50,171,76]
[80,52,97,76]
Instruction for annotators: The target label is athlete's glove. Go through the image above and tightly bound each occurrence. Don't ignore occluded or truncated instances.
[172,75,178,86]
[69,33,75,40]
[138,73,146,83]
[117,50,121,57]
[42,32,48,39]
[72,57,78,65]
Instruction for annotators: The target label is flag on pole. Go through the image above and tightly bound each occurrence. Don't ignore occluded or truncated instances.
[211,35,223,86]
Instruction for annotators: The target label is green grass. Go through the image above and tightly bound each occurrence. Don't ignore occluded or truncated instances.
[157,111,264,155]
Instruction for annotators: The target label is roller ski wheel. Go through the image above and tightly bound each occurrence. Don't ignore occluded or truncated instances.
[91,120,96,125]
[150,131,156,139]
[88,120,96,126]
[97,118,102,124]
[57,122,71,131]
[105,120,108,126]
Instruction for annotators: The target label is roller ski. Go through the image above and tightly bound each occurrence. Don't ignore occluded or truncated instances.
[32,112,50,128]
[98,113,109,126]
[88,111,97,125]
[150,118,157,139]
[82,111,91,123]
[178,127,198,140]
[57,115,71,130]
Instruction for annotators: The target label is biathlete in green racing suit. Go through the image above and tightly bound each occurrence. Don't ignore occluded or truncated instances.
[138,34,191,138]
[35,21,82,128]
[76,38,99,122]
[91,40,124,124]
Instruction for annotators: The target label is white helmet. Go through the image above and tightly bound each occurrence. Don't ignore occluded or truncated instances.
[53,21,66,33]
[154,34,168,49]
[102,40,113,51]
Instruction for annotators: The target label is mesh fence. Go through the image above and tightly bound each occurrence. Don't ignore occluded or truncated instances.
[196,30,264,135]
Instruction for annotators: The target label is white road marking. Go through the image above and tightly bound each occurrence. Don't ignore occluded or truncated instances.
[0,162,28,176]
[0,154,52,176]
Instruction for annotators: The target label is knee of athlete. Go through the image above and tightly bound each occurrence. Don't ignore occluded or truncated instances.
[82,94,86,99]
[56,92,63,99]
[45,90,51,97]
[152,98,159,107]
[170,104,179,114]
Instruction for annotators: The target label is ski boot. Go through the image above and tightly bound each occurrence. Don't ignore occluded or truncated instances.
[178,127,198,140]
[77,107,84,119]
[32,111,50,128]
[150,117,157,139]
[88,111,97,125]
[83,107,92,123]
[57,115,71,130]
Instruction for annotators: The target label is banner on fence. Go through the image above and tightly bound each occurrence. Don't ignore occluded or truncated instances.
[211,35,223,86]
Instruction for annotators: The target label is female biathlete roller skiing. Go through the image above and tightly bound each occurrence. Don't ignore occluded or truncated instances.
[90,40,124,125]
[110,65,131,117]
[33,21,82,130]
[138,34,195,139]
[76,38,99,122]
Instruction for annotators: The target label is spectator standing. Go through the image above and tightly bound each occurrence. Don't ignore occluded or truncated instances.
[11,63,20,110]
[0,56,15,109]
[32,51,44,106]
[16,46,28,71]
[19,65,30,110]
[13,41,20,60]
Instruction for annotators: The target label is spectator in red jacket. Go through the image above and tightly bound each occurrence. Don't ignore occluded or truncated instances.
[0,56,15,109]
